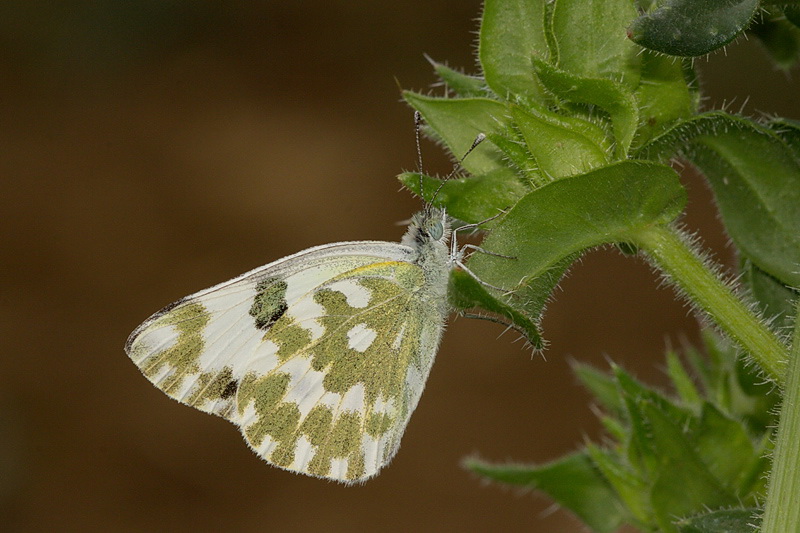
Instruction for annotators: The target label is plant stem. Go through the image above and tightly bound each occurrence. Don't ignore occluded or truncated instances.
[761,298,800,533]
[631,224,788,384]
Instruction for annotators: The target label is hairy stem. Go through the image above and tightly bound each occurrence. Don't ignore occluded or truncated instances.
[631,224,788,384]
[761,298,800,532]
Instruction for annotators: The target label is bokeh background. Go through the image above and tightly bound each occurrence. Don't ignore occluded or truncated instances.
[2,2,798,531]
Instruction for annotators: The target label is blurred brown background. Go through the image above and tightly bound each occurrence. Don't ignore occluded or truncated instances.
[1,2,797,532]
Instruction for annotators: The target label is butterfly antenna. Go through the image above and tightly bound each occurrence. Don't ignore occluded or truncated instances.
[430,133,486,204]
[413,111,427,207]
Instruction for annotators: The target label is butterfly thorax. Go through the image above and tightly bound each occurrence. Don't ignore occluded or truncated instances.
[401,207,451,315]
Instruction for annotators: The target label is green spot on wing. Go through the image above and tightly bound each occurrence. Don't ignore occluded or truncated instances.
[311,272,431,408]
[366,412,394,437]
[236,260,447,481]
[300,405,334,446]
[140,303,209,394]
[269,318,313,362]
[347,451,366,481]
[239,372,301,455]
[186,366,236,409]
[329,411,361,457]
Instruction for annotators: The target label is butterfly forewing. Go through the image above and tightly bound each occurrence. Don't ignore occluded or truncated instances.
[126,239,448,483]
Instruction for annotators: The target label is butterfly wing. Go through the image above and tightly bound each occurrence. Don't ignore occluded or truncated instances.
[125,241,448,483]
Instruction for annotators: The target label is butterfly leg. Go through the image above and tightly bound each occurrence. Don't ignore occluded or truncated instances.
[453,259,509,294]
[459,244,516,260]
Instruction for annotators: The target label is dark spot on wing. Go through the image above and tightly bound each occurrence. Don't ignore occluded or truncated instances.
[221,379,238,400]
[249,277,289,330]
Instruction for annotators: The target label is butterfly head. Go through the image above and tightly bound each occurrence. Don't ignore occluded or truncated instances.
[401,206,450,249]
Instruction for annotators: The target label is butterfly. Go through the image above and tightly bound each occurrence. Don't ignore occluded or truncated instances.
[124,203,489,484]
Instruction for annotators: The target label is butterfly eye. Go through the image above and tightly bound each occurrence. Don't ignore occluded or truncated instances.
[429,220,444,240]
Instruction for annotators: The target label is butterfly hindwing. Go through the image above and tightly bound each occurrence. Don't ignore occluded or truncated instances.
[126,239,449,483]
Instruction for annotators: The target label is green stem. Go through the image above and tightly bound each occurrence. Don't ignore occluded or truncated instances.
[630,224,788,384]
[761,298,800,533]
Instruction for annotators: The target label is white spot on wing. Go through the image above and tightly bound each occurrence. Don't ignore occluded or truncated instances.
[405,364,425,400]
[198,286,267,375]
[293,435,316,471]
[391,324,406,350]
[329,458,348,480]
[347,323,377,353]
[326,279,372,308]
[361,435,379,475]
[286,297,325,341]
[258,434,277,458]
[283,366,327,417]
[341,383,366,413]
[318,391,342,411]
[372,395,395,415]
[277,355,313,385]
[246,339,280,375]
[174,372,201,402]
[135,325,180,362]
[237,398,258,427]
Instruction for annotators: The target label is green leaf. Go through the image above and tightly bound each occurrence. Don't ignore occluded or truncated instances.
[586,444,653,525]
[644,402,738,529]
[447,270,543,348]
[691,403,759,495]
[627,0,759,57]
[572,362,627,418]
[428,58,488,98]
[618,379,661,476]
[517,98,613,154]
[767,116,800,155]
[636,112,800,288]
[687,128,800,288]
[484,131,542,186]
[665,350,703,409]
[787,5,800,29]
[551,0,641,87]
[479,0,549,102]
[633,52,696,148]
[468,161,686,321]
[615,365,693,424]
[694,330,780,436]
[465,452,628,533]
[730,356,782,436]
[749,10,800,71]
[403,93,510,175]
[675,508,761,533]
[399,168,528,224]
[532,57,639,157]
[743,261,798,331]
[511,106,610,180]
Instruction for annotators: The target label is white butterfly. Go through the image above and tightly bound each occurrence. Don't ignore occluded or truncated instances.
[125,205,484,483]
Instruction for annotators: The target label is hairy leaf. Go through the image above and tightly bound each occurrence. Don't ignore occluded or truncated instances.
[749,10,800,71]
[532,57,638,157]
[636,112,800,287]
[551,0,641,86]
[511,106,610,180]
[675,508,761,533]
[399,168,528,224]
[429,59,488,98]
[628,0,759,57]
[468,161,686,320]
[448,270,543,348]
[479,0,549,102]
[633,52,696,148]
[465,452,628,533]
[403,93,510,175]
